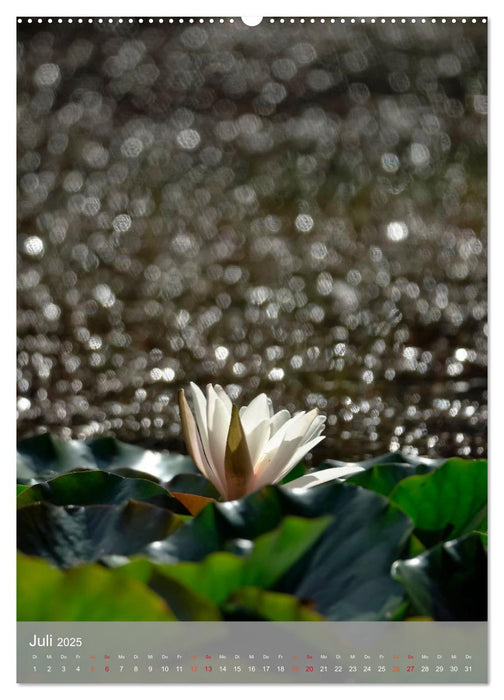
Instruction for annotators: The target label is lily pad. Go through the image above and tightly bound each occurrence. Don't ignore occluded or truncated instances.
[165,473,221,499]
[146,516,329,601]
[88,437,197,481]
[17,553,176,621]
[17,500,183,568]
[391,533,487,621]
[121,559,222,621]
[389,459,487,546]
[17,470,188,513]
[145,482,413,620]
[346,463,437,496]
[275,487,412,620]
[119,516,330,619]
[17,434,197,485]
[17,434,96,483]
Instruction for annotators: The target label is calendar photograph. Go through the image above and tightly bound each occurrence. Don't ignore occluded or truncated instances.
[16,13,487,684]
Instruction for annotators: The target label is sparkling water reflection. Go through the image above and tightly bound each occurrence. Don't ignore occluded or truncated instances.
[17,19,487,462]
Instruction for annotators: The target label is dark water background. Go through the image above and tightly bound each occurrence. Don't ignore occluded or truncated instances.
[17,18,487,463]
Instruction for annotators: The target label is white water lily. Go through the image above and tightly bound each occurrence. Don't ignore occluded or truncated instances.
[178,383,326,500]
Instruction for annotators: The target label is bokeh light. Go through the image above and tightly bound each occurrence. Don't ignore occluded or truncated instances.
[17,19,487,462]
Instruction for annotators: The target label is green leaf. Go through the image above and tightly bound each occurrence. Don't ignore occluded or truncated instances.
[88,437,197,481]
[276,489,412,621]
[408,534,426,557]
[152,516,330,604]
[123,556,239,620]
[119,515,330,620]
[223,587,325,621]
[17,484,28,496]
[392,533,487,621]
[17,434,96,483]
[389,459,487,546]
[17,470,188,513]
[121,559,222,621]
[165,473,220,499]
[346,463,436,496]
[146,482,413,620]
[17,553,176,621]
[145,486,285,563]
[17,500,183,568]
[157,554,244,606]
[17,434,197,485]
[244,515,331,587]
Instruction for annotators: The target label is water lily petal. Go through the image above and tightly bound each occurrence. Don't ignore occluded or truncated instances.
[207,384,232,491]
[213,383,233,413]
[245,418,270,467]
[283,408,319,442]
[253,410,321,488]
[271,435,326,484]
[190,381,210,444]
[189,381,207,423]
[302,414,327,444]
[283,464,365,489]
[270,409,291,437]
[263,410,307,454]
[252,436,300,490]
[239,393,270,435]
[178,390,218,489]
[188,382,227,492]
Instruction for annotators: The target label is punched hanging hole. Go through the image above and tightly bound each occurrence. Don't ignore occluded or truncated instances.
[241,16,263,26]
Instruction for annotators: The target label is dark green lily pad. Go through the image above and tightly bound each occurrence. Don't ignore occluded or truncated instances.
[147,482,410,560]
[17,434,197,485]
[120,516,329,620]
[275,487,412,620]
[346,463,437,496]
[88,437,198,481]
[164,473,221,499]
[144,486,296,562]
[105,467,163,483]
[17,470,188,513]
[145,516,329,600]
[17,500,183,568]
[17,434,96,483]
[17,553,176,621]
[145,482,413,621]
[389,459,487,546]
[392,533,487,621]
[87,437,159,468]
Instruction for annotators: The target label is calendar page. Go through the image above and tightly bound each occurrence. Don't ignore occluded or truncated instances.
[16,13,488,684]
